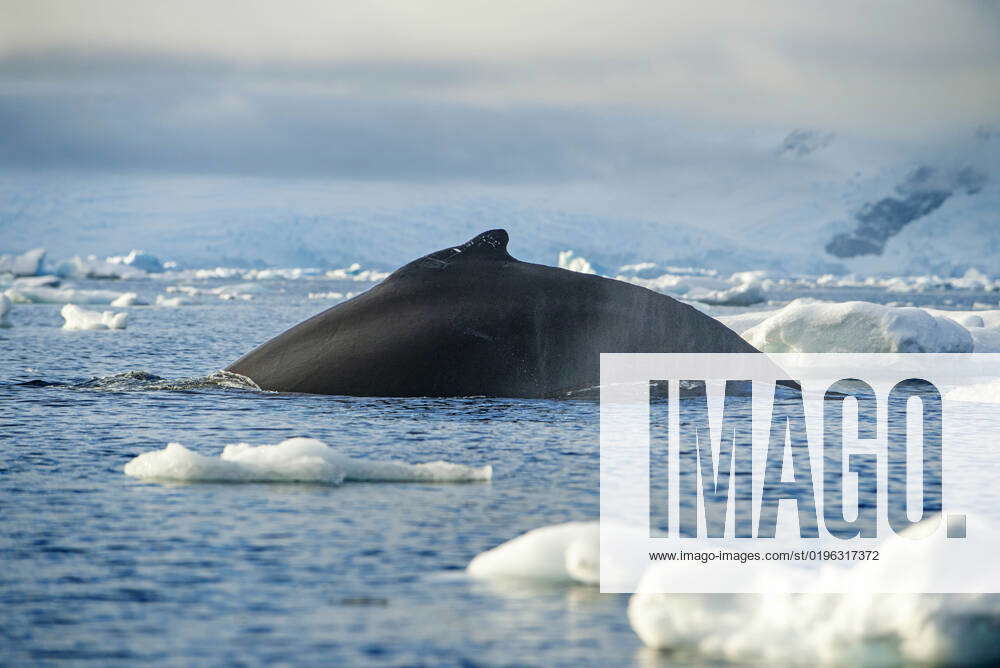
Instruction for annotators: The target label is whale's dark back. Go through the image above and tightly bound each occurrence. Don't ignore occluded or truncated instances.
[225,229,760,397]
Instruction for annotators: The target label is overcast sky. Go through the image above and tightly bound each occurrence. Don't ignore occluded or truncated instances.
[2,0,998,180]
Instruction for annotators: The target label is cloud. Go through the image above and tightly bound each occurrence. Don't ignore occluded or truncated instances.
[1,1,998,179]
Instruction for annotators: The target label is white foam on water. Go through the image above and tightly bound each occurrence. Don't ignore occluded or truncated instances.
[60,304,127,330]
[123,437,492,485]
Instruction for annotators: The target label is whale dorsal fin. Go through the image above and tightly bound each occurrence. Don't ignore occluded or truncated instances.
[400,229,515,273]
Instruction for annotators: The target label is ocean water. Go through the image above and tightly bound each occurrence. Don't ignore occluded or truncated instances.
[1,277,640,667]
[0,276,994,666]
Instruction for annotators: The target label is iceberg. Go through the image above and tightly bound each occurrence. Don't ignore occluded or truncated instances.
[105,249,164,273]
[738,300,973,353]
[56,255,147,280]
[0,248,46,276]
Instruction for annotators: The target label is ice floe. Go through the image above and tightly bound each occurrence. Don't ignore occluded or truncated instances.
[729,300,974,353]
[11,275,60,288]
[0,248,46,276]
[164,283,259,300]
[466,521,646,587]
[614,268,769,306]
[105,249,164,273]
[156,294,197,307]
[324,264,390,282]
[56,255,148,280]
[467,522,600,585]
[629,522,1000,665]
[4,285,132,305]
[110,292,141,307]
[123,437,492,485]
[558,250,597,275]
[60,304,127,330]
[308,291,356,300]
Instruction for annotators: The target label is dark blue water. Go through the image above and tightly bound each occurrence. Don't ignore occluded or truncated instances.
[0,278,654,666]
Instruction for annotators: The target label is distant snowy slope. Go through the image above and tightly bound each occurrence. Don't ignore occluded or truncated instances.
[1,127,997,275]
[0,171,789,272]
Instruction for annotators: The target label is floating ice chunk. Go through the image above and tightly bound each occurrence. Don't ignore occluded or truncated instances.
[164,285,200,295]
[212,283,261,299]
[110,292,142,307]
[468,522,600,584]
[628,522,1000,665]
[105,249,164,273]
[618,272,733,300]
[124,437,492,485]
[718,309,780,333]
[0,248,46,276]
[558,250,596,275]
[693,280,766,306]
[56,255,147,279]
[244,267,324,280]
[467,521,646,587]
[324,265,389,282]
[156,294,197,307]
[686,271,769,306]
[968,328,1000,353]
[742,300,974,353]
[5,285,129,305]
[12,275,60,288]
[952,267,991,290]
[0,293,11,327]
[161,267,246,281]
[618,261,658,276]
[922,307,1000,352]
[309,291,357,300]
[617,268,767,305]
[60,303,127,330]
[923,307,1000,330]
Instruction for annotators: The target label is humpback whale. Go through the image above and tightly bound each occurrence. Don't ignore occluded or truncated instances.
[226,230,760,397]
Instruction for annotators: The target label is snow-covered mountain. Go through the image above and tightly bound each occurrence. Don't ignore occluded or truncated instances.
[1,127,997,276]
